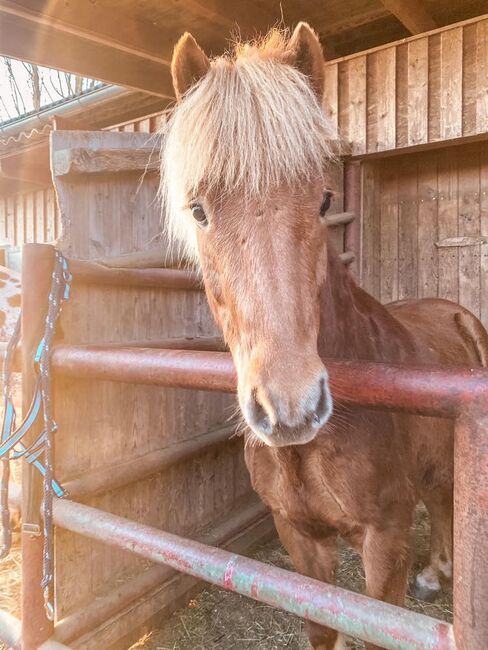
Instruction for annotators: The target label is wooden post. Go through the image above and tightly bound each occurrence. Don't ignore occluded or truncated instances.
[21,244,56,649]
[344,161,362,281]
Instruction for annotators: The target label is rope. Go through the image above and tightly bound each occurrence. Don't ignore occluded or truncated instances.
[0,250,71,619]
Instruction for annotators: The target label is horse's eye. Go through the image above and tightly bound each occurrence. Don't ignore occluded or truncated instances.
[190,203,208,227]
[320,190,333,217]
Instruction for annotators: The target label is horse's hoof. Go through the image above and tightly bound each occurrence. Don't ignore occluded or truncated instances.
[412,576,441,602]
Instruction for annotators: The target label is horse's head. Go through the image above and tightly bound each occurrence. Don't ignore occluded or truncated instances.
[162,24,337,447]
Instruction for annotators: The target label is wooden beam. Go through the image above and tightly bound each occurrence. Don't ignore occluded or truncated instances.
[379,0,437,34]
[0,1,175,96]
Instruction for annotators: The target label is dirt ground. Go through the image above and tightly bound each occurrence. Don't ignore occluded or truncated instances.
[129,505,452,650]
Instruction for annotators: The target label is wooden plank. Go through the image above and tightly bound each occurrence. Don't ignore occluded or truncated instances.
[35,190,45,243]
[417,153,438,298]
[0,9,174,97]
[437,148,459,302]
[475,19,488,134]
[481,145,488,329]
[379,158,398,303]
[458,146,481,318]
[440,27,463,140]
[52,147,158,176]
[397,157,418,299]
[6,197,15,244]
[25,192,35,243]
[45,189,56,242]
[15,195,25,246]
[379,0,437,34]
[367,47,396,153]
[407,38,429,146]
[0,198,6,240]
[428,33,442,143]
[361,161,380,296]
[395,43,408,149]
[463,23,478,137]
[347,56,367,155]
[323,63,339,139]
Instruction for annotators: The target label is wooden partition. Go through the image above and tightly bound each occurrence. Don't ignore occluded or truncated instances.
[361,140,488,329]
[324,15,488,156]
[49,130,273,649]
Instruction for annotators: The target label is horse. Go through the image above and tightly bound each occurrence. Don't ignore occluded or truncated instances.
[160,23,488,650]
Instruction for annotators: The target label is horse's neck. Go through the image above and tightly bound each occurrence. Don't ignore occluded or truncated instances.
[317,245,413,362]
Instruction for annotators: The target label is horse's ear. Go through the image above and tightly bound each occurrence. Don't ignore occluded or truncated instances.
[171,32,210,100]
[287,22,325,99]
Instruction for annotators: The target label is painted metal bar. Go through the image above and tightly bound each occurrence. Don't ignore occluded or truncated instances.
[21,243,55,649]
[53,501,270,644]
[50,498,455,650]
[68,259,202,291]
[63,423,235,499]
[50,345,488,418]
[453,401,488,650]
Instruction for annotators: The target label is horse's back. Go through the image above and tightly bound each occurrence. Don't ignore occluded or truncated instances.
[386,297,488,367]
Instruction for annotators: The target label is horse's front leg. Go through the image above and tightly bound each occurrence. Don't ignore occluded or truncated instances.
[273,513,346,650]
[361,524,412,650]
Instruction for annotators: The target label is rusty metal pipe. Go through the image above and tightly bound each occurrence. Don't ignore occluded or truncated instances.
[453,401,488,650]
[53,500,269,644]
[68,259,202,291]
[63,423,236,500]
[51,345,488,418]
[51,498,455,650]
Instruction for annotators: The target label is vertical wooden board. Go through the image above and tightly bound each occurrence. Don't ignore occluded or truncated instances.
[367,48,396,153]
[440,28,463,140]
[338,61,350,145]
[437,148,459,303]
[379,158,398,303]
[407,38,428,147]
[361,161,380,297]
[417,154,439,298]
[348,56,367,155]
[138,118,151,132]
[463,23,478,136]
[0,198,6,240]
[45,189,56,242]
[397,157,418,300]
[323,63,339,139]
[458,146,481,318]
[25,193,35,243]
[475,19,488,133]
[15,195,25,246]
[395,43,408,149]
[481,145,488,329]
[6,197,15,244]
[428,34,441,142]
[35,191,45,242]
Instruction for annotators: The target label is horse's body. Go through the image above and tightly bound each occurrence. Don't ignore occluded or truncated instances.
[245,243,487,648]
[161,24,488,649]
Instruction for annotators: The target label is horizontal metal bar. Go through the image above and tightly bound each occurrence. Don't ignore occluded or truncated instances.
[325,211,355,226]
[51,498,455,650]
[53,500,270,644]
[51,346,488,417]
[63,423,236,499]
[101,336,227,352]
[68,259,203,290]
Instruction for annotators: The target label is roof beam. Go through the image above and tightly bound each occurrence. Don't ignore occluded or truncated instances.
[0,1,175,96]
[379,0,437,34]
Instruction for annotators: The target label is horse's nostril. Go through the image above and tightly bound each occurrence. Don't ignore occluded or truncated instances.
[248,389,272,434]
[314,376,332,424]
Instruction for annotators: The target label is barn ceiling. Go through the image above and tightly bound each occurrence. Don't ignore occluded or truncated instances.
[0,0,486,98]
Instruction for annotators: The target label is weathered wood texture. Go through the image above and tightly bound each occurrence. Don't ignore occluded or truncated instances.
[0,188,59,247]
[49,130,271,649]
[362,141,488,329]
[325,15,488,156]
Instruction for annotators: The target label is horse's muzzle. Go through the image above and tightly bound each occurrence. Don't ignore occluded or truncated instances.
[243,368,333,447]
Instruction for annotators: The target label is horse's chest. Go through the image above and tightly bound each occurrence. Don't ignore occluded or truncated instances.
[245,443,358,538]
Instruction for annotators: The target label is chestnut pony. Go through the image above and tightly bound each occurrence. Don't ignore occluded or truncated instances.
[161,24,488,650]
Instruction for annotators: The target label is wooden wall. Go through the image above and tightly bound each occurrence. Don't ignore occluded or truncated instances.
[0,187,60,246]
[324,15,488,156]
[362,140,488,328]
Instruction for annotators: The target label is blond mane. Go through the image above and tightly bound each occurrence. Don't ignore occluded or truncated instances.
[160,29,337,260]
